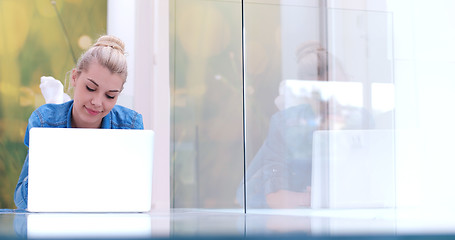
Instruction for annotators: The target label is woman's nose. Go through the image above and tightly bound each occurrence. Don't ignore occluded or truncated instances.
[90,94,102,106]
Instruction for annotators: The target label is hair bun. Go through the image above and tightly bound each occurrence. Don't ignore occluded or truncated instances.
[295,41,324,62]
[94,35,126,55]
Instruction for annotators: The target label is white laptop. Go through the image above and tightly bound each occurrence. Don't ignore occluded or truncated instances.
[27,127,154,212]
[311,129,396,209]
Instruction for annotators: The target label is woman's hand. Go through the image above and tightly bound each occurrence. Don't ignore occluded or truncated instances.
[266,186,311,209]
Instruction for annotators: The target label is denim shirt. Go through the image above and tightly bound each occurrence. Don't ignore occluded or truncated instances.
[14,100,144,209]
[235,104,317,208]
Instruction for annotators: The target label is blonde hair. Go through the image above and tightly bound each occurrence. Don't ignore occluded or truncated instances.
[295,41,347,81]
[296,41,329,81]
[75,35,128,82]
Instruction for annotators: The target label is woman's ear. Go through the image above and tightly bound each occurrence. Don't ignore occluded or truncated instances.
[71,69,78,87]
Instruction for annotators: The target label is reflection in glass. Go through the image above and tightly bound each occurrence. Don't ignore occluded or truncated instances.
[241,4,395,209]
[171,0,243,208]
[25,213,155,239]
[312,129,395,208]
[170,0,395,210]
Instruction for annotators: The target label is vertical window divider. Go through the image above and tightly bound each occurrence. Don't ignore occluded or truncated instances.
[241,0,247,215]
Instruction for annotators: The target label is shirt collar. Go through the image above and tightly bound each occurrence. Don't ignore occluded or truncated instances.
[101,112,111,129]
[67,100,73,128]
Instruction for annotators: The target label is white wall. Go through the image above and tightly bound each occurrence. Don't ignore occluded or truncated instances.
[107,0,136,109]
[387,0,455,209]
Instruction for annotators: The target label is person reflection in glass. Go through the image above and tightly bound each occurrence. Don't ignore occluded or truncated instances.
[237,41,373,208]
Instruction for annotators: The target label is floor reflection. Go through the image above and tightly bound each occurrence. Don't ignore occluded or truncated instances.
[26,213,157,239]
[7,212,168,239]
[245,209,396,236]
[1,208,455,239]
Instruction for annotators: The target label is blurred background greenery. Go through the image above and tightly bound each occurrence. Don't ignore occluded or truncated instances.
[0,0,106,209]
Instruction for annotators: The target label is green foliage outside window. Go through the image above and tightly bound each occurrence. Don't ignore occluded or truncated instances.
[0,0,107,209]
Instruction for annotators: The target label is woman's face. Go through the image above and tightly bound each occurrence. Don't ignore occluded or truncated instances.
[71,61,124,128]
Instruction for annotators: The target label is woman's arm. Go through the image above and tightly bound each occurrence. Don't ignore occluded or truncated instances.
[14,154,29,209]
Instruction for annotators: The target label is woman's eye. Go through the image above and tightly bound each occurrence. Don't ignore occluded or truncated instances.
[106,94,115,99]
[86,86,95,92]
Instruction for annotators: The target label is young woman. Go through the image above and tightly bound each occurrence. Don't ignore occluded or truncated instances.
[14,35,144,209]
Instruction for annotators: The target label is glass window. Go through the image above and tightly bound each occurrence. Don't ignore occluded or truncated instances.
[171,0,395,211]
[170,0,244,209]
[242,1,395,210]
[243,1,395,209]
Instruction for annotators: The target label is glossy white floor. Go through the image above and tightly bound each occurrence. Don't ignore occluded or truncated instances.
[1,208,455,239]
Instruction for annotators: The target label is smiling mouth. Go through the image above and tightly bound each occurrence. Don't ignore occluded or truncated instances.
[85,106,101,116]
